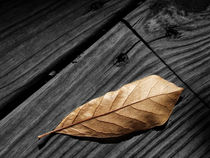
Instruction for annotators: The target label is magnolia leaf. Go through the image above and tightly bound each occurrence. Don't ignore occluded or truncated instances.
[38,75,183,138]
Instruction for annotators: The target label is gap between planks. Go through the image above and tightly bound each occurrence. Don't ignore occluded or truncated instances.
[0,0,145,119]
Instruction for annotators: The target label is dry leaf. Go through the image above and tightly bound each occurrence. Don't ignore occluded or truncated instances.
[38,75,183,138]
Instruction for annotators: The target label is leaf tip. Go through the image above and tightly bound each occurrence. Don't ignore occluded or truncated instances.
[178,87,184,93]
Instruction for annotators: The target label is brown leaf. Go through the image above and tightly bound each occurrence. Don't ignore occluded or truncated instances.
[38,75,183,138]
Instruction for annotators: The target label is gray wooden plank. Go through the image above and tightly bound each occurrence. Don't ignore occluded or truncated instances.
[124,0,210,106]
[0,0,139,113]
[0,22,209,158]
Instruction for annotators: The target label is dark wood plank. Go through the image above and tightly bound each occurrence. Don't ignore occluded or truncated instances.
[0,22,209,158]
[0,0,26,15]
[124,0,210,106]
[0,0,139,113]
[0,0,59,33]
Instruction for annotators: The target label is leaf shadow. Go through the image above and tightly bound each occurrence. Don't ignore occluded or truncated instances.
[37,122,168,149]
[68,121,169,144]
[176,96,183,105]
[70,130,150,144]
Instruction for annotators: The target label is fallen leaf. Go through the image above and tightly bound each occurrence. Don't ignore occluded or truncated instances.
[38,75,183,138]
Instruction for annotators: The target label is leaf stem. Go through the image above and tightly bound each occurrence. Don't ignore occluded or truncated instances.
[38,130,56,139]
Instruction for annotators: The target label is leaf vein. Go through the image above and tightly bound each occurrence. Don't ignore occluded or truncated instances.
[109,91,119,111]
[71,107,82,124]
[81,123,119,135]
[122,81,140,106]
[114,112,147,126]
[95,118,133,131]
[149,98,171,111]
[92,96,104,117]
[130,105,166,116]
[147,80,159,97]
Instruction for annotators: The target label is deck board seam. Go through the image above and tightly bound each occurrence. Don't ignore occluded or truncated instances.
[121,18,209,108]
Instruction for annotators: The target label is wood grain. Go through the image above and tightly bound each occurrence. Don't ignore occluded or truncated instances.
[0,0,139,112]
[124,0,210,106]
[0,22,209,158]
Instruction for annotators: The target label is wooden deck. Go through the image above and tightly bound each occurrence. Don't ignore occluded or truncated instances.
[0,0,210,157]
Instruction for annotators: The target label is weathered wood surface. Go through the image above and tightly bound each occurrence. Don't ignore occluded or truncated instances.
[1,22,210,158]
[0,0,140,114]
[124,0,210,106]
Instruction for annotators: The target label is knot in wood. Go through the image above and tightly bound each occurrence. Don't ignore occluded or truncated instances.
[165,26,181,39]
[114,53,129,67]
